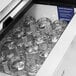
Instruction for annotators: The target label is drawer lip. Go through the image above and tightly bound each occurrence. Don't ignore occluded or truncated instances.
[0,0,12,12]
[0,0,33,22]
[0,0,22,22]
[0,1,33,41]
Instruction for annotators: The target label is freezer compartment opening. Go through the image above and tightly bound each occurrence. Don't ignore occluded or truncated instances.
[0,3,74,76]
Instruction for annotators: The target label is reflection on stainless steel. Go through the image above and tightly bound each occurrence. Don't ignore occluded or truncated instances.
[0,16,67,76]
